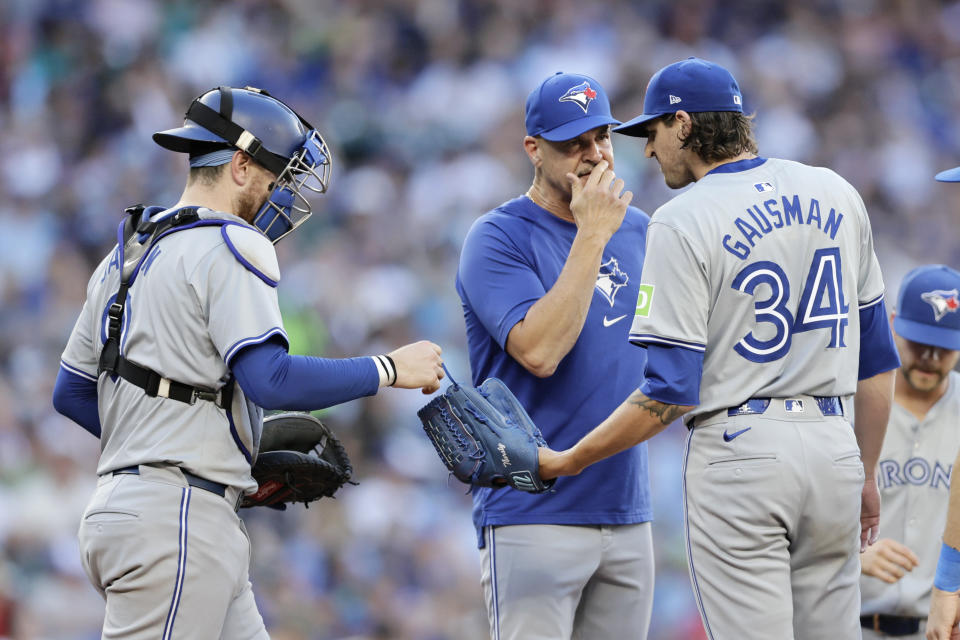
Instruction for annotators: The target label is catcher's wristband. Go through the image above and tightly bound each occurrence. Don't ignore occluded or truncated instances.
[372,355,397,387]
[935,542,960,592]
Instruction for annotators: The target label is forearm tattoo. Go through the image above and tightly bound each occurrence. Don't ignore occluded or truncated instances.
[627,389,686,425]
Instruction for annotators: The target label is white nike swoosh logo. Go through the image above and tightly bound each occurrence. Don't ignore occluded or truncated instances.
[603,314,627,327]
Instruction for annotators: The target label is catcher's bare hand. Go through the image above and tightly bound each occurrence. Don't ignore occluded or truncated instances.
[566,159,632,244]
[861,538,918,583]
[388,340,444,394]
[861,476,881,552]
[927,587,960,639]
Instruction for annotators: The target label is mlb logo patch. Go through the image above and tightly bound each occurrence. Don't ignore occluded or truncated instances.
[754,182,774,193]
[785,399,804,413]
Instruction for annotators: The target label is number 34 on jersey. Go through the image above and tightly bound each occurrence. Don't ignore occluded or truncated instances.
[731,247,849,363]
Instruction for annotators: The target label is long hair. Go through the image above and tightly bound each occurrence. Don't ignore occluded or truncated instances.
[665,111,758,163]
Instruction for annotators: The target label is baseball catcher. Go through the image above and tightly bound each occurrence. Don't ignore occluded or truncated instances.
[418,369,555,493]
[241,412,353,509]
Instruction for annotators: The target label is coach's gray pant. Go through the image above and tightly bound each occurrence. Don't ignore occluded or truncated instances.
[78,466,268,640]
[687,398,865,639]
[479,522,654,640]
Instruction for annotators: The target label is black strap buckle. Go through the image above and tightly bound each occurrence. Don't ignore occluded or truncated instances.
[191,388,220,405]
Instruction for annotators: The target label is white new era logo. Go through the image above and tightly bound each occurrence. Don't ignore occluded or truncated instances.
[733,95,742,105]
[669,95,681,105]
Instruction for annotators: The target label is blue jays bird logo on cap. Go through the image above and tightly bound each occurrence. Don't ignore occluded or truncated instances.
[559,82,598,113]
[921,289,960,321]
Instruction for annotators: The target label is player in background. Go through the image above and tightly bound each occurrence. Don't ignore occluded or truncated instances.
[924,167,960,640]
[537,57,901,639]
[859,265,960,639]
[51,87,443,639]
[456,72,653,639]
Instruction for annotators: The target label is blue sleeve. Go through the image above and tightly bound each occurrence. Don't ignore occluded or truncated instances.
[458,219,543,349]
[232,338,380,410]
[52,365,101,438]
[858,299,901,380]
[638,343,703,406]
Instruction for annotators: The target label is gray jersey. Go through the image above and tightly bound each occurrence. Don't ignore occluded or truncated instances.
[860,371,960,617]
[61,208,286,492]
[629,157,886,418]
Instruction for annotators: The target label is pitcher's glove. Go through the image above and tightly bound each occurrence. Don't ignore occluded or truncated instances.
[241,412,353,509]
[417,374,555,493]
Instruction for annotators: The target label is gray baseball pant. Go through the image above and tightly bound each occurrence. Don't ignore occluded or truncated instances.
[78,466,267,640]
[479,522,654,640]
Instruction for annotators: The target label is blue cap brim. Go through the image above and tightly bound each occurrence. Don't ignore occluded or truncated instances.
[612,113,662,137]
[153,124,230,153]
[539,115,621,142]
[935,166,960,182]
[894,316,960,350]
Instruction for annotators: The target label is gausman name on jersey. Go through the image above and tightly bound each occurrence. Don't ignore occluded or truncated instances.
[722,194,845,260]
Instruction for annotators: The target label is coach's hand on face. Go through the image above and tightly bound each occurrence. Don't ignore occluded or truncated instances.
[860,538,919,583]
[388,340,445,394]
[567,160,632,245]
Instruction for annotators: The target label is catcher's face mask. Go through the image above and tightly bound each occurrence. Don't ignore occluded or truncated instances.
[153,86,333,244]
[252,130,332,244]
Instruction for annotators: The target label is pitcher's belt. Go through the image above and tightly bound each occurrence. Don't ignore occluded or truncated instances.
[859,613,922,636]
[726,396,843,417]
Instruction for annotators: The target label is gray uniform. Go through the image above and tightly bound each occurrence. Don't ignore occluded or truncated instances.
[860,371,960,639]
[630,157,889,639]
[62,207,280,639]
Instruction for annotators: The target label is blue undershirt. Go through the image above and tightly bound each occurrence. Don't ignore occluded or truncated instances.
[638,299,900,408]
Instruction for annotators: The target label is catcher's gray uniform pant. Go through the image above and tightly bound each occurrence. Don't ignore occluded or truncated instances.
[78,466,267,640]
[686,398,864,639]
[479,522,654,640]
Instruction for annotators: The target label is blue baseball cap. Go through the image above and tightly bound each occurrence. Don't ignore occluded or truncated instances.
[935,166,960,182]
[894,264,960,351]
[525,72,620,142]
[614,57,743,137]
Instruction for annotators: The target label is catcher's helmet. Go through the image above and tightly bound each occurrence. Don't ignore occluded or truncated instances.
[153,86,332,243]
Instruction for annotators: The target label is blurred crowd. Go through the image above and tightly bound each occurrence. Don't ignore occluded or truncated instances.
[1,0,960,638]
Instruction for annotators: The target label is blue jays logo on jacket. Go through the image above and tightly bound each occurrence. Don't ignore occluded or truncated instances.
[559,82,598,113]
[596,257,628,306]
[921,288,960,321]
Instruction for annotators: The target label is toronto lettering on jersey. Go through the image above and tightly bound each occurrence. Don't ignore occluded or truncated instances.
[722,194,845,260]
[100,246,120,283]
[878,457,952,491]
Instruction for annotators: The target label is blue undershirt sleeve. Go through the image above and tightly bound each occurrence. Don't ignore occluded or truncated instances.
[638,343,703,407]
[52,365,101,438]
[858,299,901,380]
[232,337,380,410]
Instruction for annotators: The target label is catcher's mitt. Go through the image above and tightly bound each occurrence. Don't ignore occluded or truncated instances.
[417,369,555,494]
[241,412,353,509]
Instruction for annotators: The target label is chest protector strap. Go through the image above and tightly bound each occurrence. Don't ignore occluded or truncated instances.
[97,205,234,410]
